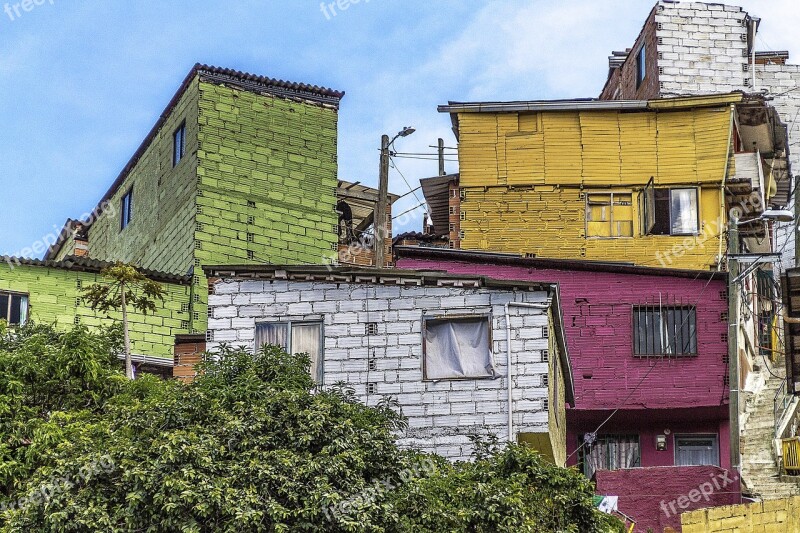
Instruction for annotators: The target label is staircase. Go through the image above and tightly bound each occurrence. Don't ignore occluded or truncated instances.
[740,359,800,500]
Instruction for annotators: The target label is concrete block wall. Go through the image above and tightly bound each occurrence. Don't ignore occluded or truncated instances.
[655,1,749,96]
[87,78,200,277]
[759,64,800,270]
[681,495,800,532]
[206,278,558,461]
[193,81,340,331]
[0,262,191,358]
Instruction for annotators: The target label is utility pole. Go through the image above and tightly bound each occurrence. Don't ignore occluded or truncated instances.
[375,134,390,268]
[728,218,741,477]
[438,137,445,176]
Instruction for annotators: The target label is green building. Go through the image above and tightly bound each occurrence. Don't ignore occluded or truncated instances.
[0,256,191,370]
[1,64,344,362]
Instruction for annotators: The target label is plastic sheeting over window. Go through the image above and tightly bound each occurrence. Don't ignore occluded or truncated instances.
[423,316,494,380]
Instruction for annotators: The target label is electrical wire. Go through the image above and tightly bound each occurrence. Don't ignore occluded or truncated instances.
[389,156,427,212]
[566,264,722,465]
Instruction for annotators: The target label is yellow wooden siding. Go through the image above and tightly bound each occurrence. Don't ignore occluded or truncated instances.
[457,106,732,188]
[456,105,733,270]
[459,185,725,269]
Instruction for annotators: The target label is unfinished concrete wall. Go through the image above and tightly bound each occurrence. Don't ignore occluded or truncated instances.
[205,278,559,461]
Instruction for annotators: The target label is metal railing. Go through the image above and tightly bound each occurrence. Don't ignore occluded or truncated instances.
[782,437,800,474]
[774,379,794,437]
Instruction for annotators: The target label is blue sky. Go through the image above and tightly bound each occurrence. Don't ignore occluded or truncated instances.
[1,0,797,257]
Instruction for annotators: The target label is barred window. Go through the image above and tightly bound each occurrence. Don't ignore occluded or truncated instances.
[633,305,697,355]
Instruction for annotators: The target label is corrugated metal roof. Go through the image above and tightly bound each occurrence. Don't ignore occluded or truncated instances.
[439,93,744,114]
[419,173,458,234]
[1,255,191,284]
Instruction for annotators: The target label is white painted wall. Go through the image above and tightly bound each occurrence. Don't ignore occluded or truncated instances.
[206,278,557,461]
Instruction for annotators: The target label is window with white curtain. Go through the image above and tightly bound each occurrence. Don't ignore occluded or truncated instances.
[255,321,323,381]
[644,187,699,236]
[0,292,28,325]
[423,315,495,380]
[579,434,640,479]
[675,435,719,467]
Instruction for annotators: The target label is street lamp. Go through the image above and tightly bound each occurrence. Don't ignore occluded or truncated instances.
[375,127,416,268]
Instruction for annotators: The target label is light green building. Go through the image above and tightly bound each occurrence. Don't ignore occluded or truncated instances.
[1,64,344,362]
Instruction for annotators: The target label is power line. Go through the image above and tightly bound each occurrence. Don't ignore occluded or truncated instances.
[389,156,426,212]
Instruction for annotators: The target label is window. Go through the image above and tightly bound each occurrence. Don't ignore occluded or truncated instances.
[642,187,699,236]
[579,434,640,478]
[636,45,646,88]
[586,192,633,238]
[423,315,494,380]
[255,321,323,381]
[675,435,719,467]
[173,122,186,167]
[0,292,28,325]
[633,305,697,356]
[120,188,133,230]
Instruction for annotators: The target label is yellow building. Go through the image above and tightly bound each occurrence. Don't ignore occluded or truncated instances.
[436,94,789,269]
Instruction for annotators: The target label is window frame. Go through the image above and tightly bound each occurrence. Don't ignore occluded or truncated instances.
[173,121,186,167]
[0,290,29,326]
[254,320,324,382]
[642,186,700,237]
[636,45,646,88]
[674,434,720,467]
[120,187,133,230]
[579,433,641,478]
[585,191,634,239]
[632,304,698,357]
[422,313,494,381]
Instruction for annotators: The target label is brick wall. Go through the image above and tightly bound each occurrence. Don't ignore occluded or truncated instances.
[395,257,728,411]
[205,278,565,461]
[599,6,660,100]
[596,465,741,533]
[173,334,206,383]
[681,495,800,532]
[0,261,191,358]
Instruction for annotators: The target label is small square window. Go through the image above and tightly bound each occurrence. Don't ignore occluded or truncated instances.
[120,188,133,230]
[173,122,186,167]
[247,250,255,260]
[247,200,256,208]
[247,233,255,243]
[0,292,28,325]
[366,383,377,395]
[423,315,494,380]
[366,322,378,335]
[541,349,549,363]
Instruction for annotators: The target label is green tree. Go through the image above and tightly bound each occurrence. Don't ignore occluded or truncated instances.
[1,341,622,532]
[81,262,166,379]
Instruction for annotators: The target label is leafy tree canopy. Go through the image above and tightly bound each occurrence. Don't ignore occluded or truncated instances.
[0,326,622,532]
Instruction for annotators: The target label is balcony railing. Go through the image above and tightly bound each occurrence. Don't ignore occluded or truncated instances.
[782,437,800,474]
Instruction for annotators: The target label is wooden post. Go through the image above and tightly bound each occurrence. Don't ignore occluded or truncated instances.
[375,134,390,268]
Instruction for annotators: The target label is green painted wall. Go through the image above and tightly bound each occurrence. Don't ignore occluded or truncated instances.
[0,262,191,358]
[87,78,200,277]
[191,81,339,329]
[44,73,340,338]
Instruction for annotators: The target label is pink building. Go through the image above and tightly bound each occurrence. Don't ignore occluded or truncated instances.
[396,246,741,532]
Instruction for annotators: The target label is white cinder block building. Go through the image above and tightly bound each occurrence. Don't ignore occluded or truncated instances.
[600,0,798,268]
[203,265,575,463]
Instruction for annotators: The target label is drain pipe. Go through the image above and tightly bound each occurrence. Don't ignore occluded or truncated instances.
[504,300,552,443]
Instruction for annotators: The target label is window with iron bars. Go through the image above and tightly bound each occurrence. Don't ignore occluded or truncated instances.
[633,305,697,356]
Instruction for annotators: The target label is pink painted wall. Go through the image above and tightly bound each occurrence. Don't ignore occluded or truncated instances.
[397,258,729,411]
[595,466,741,533]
